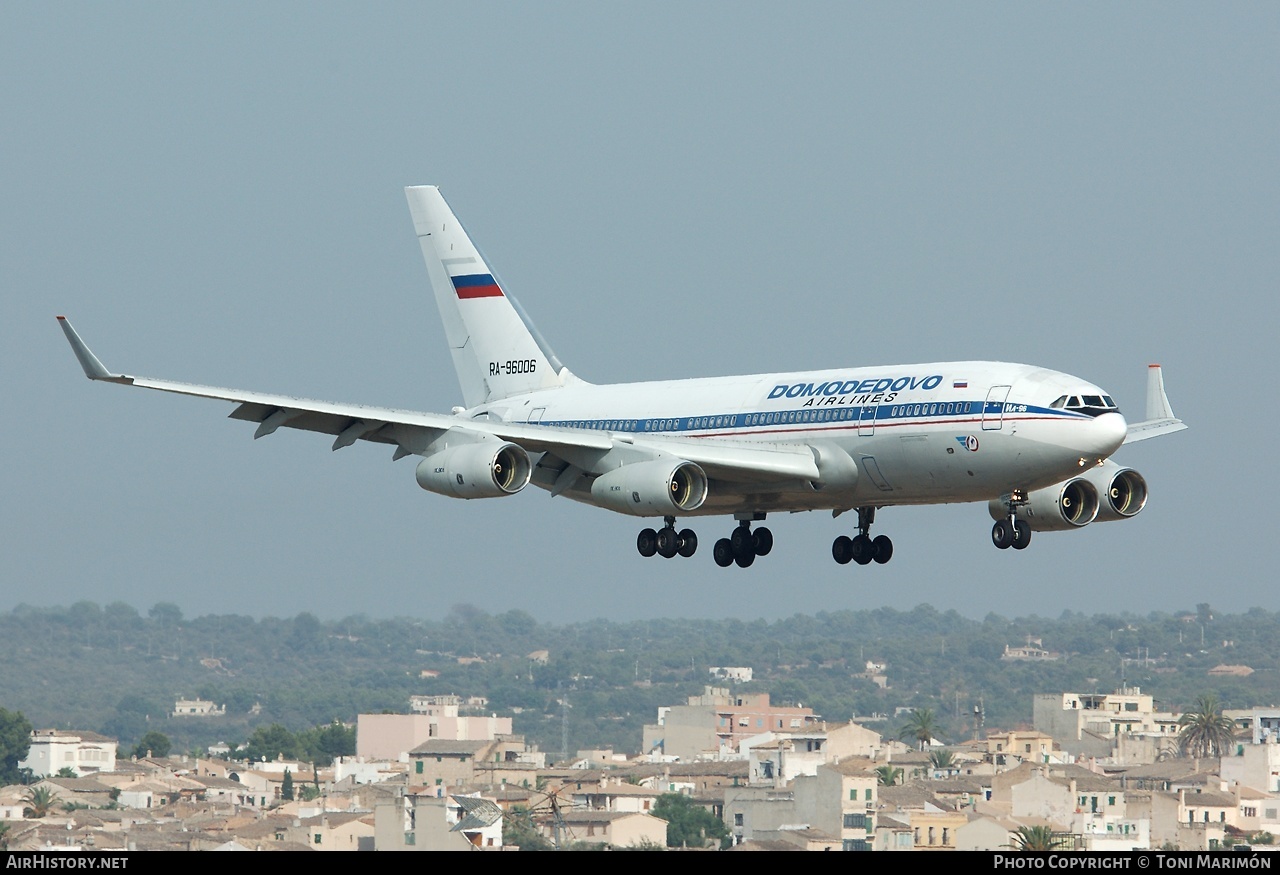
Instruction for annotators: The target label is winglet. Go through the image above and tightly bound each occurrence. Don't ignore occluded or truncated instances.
[1123,363,1186,444]
[56,316,129,383]
[1145,363,1175,421]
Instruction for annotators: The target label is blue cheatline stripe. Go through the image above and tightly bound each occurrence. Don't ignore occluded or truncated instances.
[528,401,1089,434]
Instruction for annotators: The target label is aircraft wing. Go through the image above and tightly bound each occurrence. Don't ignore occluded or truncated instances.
[57,317,818,482]
[1122,364,1187,444]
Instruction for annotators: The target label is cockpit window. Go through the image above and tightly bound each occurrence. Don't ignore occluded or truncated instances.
[1055,393,1121,417]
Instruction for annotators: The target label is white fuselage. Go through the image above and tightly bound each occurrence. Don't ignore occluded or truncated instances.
[467,360,1128,515]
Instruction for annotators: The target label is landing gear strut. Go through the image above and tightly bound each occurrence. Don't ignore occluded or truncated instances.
[832,507,893,566]
[637,516,697,559]
[714,516,772,569]
[992,491,1032,551]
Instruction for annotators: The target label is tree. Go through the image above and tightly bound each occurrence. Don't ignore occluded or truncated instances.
[132,731,171,760]
[239,724,300,762]
[1008,825,1069,851]
[898,708,939,750]
[0,709,32,785]
[502,804,552,851]
[1177,695,1237,758]
[875,765,903,786]
[651,793,729,849]
[297,721,356,765]
[928,749,956,771]
[147,602,183,626]
[22,786,59,819]
[281,769,294,801]
[287,613,323,653]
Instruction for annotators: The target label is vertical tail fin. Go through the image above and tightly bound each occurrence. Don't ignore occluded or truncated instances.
[406,186,575,408]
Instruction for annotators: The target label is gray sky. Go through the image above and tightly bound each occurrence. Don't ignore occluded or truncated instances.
[3,3,1276,623]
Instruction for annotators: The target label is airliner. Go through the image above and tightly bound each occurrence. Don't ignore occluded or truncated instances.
[59,186,1186,569]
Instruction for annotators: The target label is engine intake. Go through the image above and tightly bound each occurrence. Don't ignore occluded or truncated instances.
[1083,462,1147,522]
[415,441,531,499]
[990,477,1099,532]
[590,459,708,516]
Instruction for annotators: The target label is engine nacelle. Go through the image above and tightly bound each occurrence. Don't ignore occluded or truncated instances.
[415,441,531,499]
[989,477,1100,532]
[1081,461,1147,522]
[590,459,708,516]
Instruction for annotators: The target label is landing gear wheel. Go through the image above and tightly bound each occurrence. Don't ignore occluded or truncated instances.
[713,538,734,568]
[735,549,755,568]
[656,527,679,558]
[992,519,1013,550]
[872,534,894,564]
[730,524,753,557]
[637,528,658,558]
[752,527,773,557]
[832,535,853,565]
[851,533,877,566]
[1012,520,1031,550]
[677,529,698,558]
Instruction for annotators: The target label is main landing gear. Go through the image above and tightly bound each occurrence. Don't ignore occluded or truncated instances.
[635,515,773,568]
[991,490,1031,551]
[713,517,773,568]
[832,506,893,566]
[637,516,698,559]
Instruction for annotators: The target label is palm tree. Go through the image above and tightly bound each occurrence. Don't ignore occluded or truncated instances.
[898,708,938,750]
[1007,825,1069,851]
[928,749,956,771]
[22,786,59,819]
[874,765,903,786]
[1177,695,1237,758]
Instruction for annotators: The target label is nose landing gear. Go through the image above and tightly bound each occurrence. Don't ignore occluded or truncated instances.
[832,507,893,566]
[992,491,1031,551]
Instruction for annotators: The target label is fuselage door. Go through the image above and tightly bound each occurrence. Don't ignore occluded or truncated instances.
[527,407,545,424]
[982,386,1011,431]
[858,404,877,437]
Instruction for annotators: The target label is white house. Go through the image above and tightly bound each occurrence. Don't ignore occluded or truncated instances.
[19,729,118,778]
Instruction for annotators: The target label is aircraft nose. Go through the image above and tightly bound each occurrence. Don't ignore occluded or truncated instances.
[1082,411,1127,457]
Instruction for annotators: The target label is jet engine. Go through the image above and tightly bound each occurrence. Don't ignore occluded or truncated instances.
[415,441,531,499]
[590,459,708,516]
[989,477,1099,532]
[1081,461,1147,522]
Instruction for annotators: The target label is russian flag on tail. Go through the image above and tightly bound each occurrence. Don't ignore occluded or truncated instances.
[451,273,504,299]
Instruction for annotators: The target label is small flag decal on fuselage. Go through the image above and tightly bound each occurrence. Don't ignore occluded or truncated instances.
[953,380,968,389]
[451,274,504,299]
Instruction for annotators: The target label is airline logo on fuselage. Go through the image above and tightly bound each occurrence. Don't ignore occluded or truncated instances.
[768,374,944,407]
